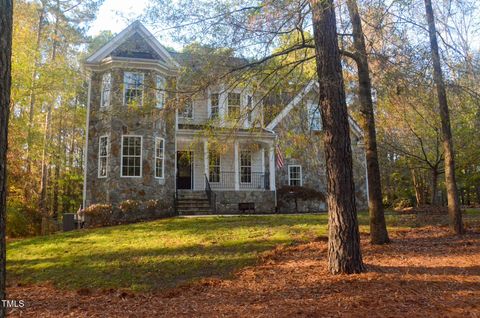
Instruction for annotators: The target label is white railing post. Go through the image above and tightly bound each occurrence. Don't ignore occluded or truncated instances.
[234,141,240,190]
[204,139,209,190]
[269,144,276,191]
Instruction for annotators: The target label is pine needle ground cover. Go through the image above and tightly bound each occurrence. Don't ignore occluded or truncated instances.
[8,214,339,291]
[7,211,480,317]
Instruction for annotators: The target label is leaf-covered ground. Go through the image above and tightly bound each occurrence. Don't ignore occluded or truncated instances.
[6,213,480,317]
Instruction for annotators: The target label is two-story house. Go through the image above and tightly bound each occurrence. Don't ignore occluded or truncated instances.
[82,21,367,215]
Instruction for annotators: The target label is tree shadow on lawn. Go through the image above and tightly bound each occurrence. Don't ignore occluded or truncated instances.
[8,238,298,291]
[9,214,330,250]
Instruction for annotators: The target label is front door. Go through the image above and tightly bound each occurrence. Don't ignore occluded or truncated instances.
[177,151,193,189]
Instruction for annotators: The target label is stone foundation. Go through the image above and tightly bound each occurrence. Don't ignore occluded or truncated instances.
[213,191,276,214]
[277,197,327,213]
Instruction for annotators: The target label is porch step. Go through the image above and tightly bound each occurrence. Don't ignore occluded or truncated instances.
[176,209,213,215]
[177,201,211,208]
[176,191,213,215]
[177,191,209,198]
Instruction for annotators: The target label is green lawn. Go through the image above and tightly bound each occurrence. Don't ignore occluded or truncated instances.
[8,210,472,291]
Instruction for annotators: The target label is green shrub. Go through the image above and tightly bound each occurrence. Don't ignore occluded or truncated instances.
[6,200,42,238]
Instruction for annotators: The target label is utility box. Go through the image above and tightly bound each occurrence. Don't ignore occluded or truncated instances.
[63,213,75,232]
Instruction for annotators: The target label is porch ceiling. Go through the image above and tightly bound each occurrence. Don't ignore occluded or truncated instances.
[176,129,275,146]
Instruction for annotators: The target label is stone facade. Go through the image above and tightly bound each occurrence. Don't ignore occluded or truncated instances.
[85,65,177,213]
[214,191,276,214]
[83,21,368,223]
[273,88,368,213]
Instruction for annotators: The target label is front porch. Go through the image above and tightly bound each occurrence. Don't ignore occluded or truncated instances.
[175,131,276,192]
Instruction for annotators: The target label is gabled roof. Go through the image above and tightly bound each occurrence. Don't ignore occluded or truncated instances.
[266,80,363,138]
[85,20,179,69]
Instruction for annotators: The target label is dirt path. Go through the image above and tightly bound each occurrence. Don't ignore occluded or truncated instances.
[8,226,480,317]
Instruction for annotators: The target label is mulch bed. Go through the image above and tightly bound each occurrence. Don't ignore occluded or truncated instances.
[7,226,480,317]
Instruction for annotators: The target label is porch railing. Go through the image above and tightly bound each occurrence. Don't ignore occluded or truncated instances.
[208,171,270,190]
[205,174,217,213]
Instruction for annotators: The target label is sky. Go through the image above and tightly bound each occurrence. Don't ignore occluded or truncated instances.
[88,0,479,53]
[88,0,149,36]
[88,0,183,50]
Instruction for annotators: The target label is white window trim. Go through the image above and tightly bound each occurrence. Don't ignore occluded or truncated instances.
[307,100,322,131]
[227,91,242,117]
[156,75,166,109]
[208,90,220,119]
[120,135,143,178]
[288,165,302,186]
[154,137,165,179]
[209,149,221,183]
[123,72,145,107]
[181,97,195,119]
[240,150,252,184]
[100,73,111,108]
[97,135,109,178]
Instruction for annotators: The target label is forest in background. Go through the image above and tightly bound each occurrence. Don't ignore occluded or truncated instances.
[6,0,480,237]
[7,0,106,236]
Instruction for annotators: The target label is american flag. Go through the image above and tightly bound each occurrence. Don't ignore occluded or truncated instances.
[276,144,285,168]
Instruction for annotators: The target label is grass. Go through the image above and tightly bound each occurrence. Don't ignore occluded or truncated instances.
[8,210,475,292]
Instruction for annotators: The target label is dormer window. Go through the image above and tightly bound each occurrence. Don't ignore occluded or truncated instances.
[210,93,219,119]
[228,92,241,118]
[307,102,322,131]
[100,73,111,108]
[124,72,144,106]
[156,75,166,109]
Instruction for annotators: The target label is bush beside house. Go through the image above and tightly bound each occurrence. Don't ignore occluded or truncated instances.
[84,200,174,228]
[277,186,327,213]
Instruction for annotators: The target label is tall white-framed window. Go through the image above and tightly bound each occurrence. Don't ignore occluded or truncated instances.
[181,97,194,118]
[100,73,111,108]
[121,135,142,177]
[155,137,165,179]
[209,149,221,182]
[307,102,322,131]
[123,72,144,106]
[210,92,219,119]
[288,165,302,186]
[98,135,109,178]
[240,150,252,183]
[227,92,241,118]
[156,75,166,109]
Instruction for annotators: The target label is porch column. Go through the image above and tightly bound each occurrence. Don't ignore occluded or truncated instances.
[234,141,240,190]
[269,144,276,191]
[204,139,209,189]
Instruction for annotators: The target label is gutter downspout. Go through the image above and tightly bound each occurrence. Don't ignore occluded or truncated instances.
[82,75,92,209]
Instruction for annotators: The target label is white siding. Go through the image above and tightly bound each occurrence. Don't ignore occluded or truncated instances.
[193,143,204,190]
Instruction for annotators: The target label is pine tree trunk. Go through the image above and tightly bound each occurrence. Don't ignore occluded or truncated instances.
[39,107,52,215]
[346,0,389,244]
[431,168,439,206]
[475,186,480,205]
[26,6,45,179]
[52,112,63,218]
[310,0,365,274]
[0,1,13,316]
[424,0,463,234]
[411,168,426,206]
